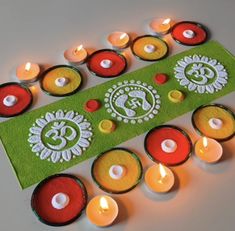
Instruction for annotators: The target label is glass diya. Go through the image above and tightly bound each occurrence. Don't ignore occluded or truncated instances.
[0,82,33,117]
[192,104,235,141]
[144,125,192,166]
[131,35,169,61]
[40,65,83,97]
[91,148,143,194]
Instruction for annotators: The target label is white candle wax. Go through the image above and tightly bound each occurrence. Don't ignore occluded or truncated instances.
[51,193,70,210]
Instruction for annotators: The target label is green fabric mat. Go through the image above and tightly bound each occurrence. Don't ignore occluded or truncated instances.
[0,40,235,189]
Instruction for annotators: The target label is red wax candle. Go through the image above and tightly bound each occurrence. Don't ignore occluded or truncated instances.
[144,125,192,166]
[0,82,33,117]
[87,49,127,78]
[31,174,87,226]
[171,21,207,46]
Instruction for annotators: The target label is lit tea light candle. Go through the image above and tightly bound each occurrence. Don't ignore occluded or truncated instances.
[144,44,156,53]
[16,62,40,83]
[149,18,172,36]
[183,29,195,38]
[3,95,18,107]
[208,118,223,130]
[109,165,126,180]
[194,137,223,163]
[55,77,69,87]
[100,59,113,69]
[51,192,70,210]
[86,195,118,227]
[64,44,88,64]
[161,139,177,153]
[145,163,175,193]
[107,31,130,49]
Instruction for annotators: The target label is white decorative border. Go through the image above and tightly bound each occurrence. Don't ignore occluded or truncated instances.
[174,54,228,94]
[28,110,93,163]
[104,80,161,124]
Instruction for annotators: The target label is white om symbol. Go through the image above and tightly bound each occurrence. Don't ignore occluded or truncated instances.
[187,63,214,85]
[45,121,77,150]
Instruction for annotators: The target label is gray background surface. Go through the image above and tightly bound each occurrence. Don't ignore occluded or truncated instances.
[0,0,234,230]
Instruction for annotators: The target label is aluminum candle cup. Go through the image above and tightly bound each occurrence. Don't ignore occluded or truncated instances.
[145,163,175,193]
[64,45,88,64]
[16,62,40,83]
[86,195,118,227]
[107,31,130,49]
[194,137,223,163]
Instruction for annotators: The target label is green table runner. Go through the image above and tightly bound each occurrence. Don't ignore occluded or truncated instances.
[0,40,234,189]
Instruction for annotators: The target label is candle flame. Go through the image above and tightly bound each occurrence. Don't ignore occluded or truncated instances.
[162,18,171,25]
[100,197,109,211]
[203,137,208,148]
[74,45,83,54]
[159,163,167,178]
[25,62,31,71]
[120,33,127,40]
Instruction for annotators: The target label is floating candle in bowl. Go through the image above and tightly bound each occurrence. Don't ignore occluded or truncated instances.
[194,137,223,163]
[149,18,172,36]
[171,21,208,46]
[64,44,88,64]
[16,62,40,83]
[107,31,130,49]
[145,163,175,193]
[131,35,168,61]
[192,104,235,141]
[86,195,118,227]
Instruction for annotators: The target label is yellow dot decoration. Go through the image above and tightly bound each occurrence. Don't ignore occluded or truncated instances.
[92,149,142,193]
[41,66,82,96]
[168,90,185,103]
[132,35,168,61]
[193,105,235,140]
[98,119,116,134]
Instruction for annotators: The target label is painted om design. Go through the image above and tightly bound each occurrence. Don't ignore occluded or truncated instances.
[45,121,77,150]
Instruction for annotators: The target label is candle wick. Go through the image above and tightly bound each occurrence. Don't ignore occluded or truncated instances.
[99,207,108,214]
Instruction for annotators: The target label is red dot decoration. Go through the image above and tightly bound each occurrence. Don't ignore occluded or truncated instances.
[84,99,101,112]
[154,73,169,85]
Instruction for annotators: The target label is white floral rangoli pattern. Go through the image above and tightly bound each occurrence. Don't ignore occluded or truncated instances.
[28,110,93,163]
[104,80,161,124]
[174,54,228,94]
